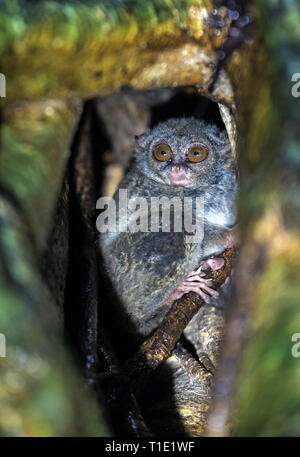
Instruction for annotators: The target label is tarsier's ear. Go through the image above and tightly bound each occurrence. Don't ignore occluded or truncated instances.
[218,142,235,168]
[134,130,149,149]
[219,143,232,156]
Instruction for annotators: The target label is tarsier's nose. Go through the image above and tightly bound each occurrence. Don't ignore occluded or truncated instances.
[173,166,181,173]
[168,165,191,186]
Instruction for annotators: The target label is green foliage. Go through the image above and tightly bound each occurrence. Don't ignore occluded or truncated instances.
[233,0,300,436]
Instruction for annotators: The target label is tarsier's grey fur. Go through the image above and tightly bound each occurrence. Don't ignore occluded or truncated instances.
[99,118,237,339]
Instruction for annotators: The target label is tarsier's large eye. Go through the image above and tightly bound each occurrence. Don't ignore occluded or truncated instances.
[153,143,172,162]
[187,144,208,163]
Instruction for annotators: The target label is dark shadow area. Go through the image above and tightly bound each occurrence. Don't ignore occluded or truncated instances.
[150,88,224,130]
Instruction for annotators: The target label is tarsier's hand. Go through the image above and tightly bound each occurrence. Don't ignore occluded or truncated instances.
[167,257,225,305]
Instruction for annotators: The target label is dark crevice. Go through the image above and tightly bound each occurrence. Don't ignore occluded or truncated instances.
[179,333,201,364]
[150,88,225,129]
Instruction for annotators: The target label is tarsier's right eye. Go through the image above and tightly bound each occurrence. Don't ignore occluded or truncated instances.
[153,143,172,162]
[187,144,208,162]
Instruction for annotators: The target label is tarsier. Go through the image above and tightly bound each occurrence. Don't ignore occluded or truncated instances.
[99,118,237,339]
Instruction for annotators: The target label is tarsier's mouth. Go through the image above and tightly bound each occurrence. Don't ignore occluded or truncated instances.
[168,166,191,186]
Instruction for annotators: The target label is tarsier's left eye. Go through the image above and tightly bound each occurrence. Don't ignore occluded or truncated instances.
[187,145,208,163]
[153,143,172,162]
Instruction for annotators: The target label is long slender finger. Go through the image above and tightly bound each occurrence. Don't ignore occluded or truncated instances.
[187,268,201,277]
[183,281,219,299]
[185,275,213,284]
[179,284,211,304]
[196,289,211,304]
[199,283,219,298]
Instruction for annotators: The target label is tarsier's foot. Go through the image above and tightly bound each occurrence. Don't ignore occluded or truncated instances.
[169,257,225,304]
